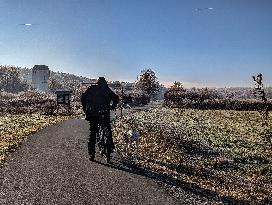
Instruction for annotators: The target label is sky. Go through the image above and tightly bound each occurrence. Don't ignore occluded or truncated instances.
[0,0,272,88]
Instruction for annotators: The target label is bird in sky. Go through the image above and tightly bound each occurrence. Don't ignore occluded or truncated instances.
[195,7,214,11]
[18,23,39,26]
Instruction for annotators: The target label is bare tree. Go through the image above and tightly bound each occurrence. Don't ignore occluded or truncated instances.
[252,73,267,102]
[252,73,270,139]
[48,77,63,92]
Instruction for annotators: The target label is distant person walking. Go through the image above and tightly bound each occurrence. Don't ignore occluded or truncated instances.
[81,77,119,161]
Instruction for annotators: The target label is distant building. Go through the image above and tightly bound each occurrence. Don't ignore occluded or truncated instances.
[108,81,135,91]
[123,82,135,91]
[108,81,122,90]
[32,65,50,91]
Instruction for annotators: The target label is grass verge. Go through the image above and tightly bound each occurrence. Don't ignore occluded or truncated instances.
[0,114,74,165]
[113,106,272,204]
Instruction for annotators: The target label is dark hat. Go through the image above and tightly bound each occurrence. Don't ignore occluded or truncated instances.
[97,77,108,86]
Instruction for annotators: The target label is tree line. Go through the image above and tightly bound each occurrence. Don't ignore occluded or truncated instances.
[0,65,29,93]
[164,75,272,111]
[2,64,271,112]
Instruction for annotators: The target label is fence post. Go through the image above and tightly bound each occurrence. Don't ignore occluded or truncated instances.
[120,85,124,118]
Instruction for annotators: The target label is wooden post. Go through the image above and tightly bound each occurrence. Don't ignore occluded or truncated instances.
[120,85,124,118]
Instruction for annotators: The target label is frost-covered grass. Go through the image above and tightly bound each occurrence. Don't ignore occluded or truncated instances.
[113,107,272,203]
[0,114,73,164]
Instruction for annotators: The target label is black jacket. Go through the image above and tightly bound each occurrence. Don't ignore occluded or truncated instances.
[81,84,119,117]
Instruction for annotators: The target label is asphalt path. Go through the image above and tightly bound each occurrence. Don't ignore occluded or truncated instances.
[1,116,178,204]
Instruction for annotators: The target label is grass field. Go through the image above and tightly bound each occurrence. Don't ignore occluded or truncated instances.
[113,106,272,203]
[1,106,271,203]
[0,114,73,164]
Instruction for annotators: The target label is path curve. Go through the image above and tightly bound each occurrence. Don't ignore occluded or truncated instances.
[1,118,177,205]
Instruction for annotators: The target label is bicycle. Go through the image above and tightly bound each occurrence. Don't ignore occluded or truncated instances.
[96,110,115,163]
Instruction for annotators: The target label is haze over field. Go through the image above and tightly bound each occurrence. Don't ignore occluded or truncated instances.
[0,0,272,88]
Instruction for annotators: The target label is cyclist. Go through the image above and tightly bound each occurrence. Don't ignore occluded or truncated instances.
[81,77,119,161]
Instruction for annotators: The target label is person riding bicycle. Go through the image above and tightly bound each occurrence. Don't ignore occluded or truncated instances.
[81,77,119,161]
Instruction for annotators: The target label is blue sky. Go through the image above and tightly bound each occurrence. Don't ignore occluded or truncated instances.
[0,0,272,87]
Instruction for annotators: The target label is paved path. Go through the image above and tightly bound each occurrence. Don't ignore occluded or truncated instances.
[1,118,178,205]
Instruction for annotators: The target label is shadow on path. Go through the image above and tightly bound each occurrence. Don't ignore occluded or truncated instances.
[94,155,252,205]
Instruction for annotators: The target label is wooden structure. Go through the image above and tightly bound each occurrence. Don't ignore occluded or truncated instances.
[55,90,72,113]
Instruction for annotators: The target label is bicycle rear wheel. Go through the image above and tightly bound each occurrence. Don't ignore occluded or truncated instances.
[105,128,112,163]
[99,127,112,163]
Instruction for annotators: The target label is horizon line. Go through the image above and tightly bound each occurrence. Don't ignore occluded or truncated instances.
[1,64,268,89]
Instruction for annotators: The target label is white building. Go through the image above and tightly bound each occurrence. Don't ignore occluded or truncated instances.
[32,65,50,91]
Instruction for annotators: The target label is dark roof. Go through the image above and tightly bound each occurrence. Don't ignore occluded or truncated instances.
[33,65,49,70]
[55,90,73,94]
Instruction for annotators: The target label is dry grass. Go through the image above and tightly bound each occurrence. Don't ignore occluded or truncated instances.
[113,107,272,204]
